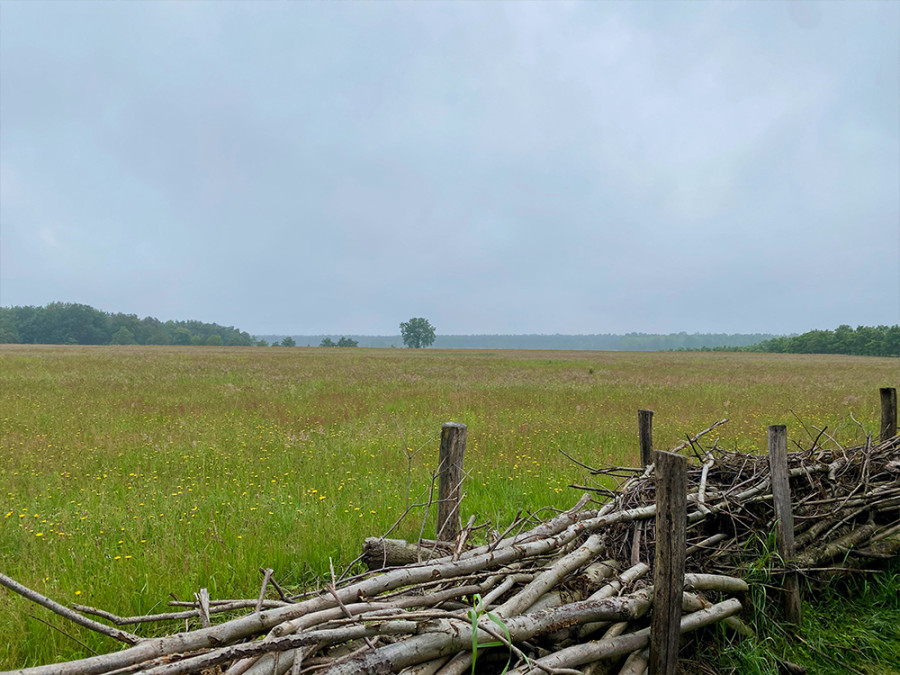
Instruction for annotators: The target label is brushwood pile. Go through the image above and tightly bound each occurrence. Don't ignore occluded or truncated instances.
[3,427,898,675]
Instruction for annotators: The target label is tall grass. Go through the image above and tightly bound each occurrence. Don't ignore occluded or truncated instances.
[697,548,900,674]
[0,345,894,666]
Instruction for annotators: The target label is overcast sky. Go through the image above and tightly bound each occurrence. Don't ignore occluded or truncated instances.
[1,1,898,336]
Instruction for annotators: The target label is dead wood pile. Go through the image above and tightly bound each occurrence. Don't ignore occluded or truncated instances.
[2,426,898,675]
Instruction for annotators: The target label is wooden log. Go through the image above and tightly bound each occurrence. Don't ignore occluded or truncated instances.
[639,409,654,466]
[437,422,467,542]
[618,647,649,675]
[320,595,653,675]
[650,450,687,675]
[577,562,649,640]
[768,424,802,627]
[582,622,630,675]
[493,532,607,617]
[362,537,454,569]
[511,599,743,675]
[794,522,880,567]
[683,591,753,637]
[881,387,897,441]
[683,574,749,594]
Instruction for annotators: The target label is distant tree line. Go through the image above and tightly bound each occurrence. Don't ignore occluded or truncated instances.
[256,332,782,351]
[320,337,358,347]
[679,324,899,357]
[742,325,899,357]
[267,337,296,347]
[433,332,777,351]
[0,303,259,346]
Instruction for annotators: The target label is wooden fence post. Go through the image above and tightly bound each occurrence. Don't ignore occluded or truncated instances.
[881,387,897,441]
[650,450,687,675]
[767,424,802,627]
[639,409,654,466]
[437,422,467,543]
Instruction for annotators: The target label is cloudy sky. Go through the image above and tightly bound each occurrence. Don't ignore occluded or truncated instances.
[1,1,898,335]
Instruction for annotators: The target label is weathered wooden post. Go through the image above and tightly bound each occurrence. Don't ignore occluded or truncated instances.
[437,422,467,543]
[639,409,654,466]
[650,450,687,675]
[881,387,897,441]
[767,424,802,627]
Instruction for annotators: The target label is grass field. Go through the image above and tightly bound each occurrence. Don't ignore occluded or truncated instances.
[0,345,896,667]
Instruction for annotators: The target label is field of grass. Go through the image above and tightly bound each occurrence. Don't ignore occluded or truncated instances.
[0,345,896,667]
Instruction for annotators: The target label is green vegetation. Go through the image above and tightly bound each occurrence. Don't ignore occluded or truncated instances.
[7,303,894,356]
[400,317,436,348]
[0,302,257,346]
[692,324,900,357]
[698,552,900,674]
[468,593,517,674]
[0,346,894,667]
[320,337,359,347]
[431,331,778,351]
[261,332,780,351]
[748,324,900,357]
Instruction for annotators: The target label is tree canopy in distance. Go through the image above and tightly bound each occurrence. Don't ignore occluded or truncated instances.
[400,317,436,349]
[320,337,358,347]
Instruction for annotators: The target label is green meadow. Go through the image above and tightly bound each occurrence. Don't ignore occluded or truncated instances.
[0,345,896,666]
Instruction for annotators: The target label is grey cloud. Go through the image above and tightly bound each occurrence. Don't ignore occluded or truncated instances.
[1,1,897,334]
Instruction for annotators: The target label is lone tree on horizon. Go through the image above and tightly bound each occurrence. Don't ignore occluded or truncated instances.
[400,318,436,349]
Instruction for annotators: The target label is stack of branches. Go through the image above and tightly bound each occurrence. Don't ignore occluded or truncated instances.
[578,421,900,579]
[3,423,898,675]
